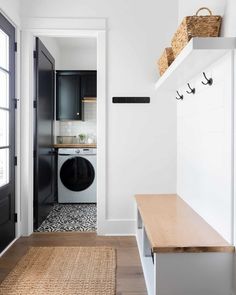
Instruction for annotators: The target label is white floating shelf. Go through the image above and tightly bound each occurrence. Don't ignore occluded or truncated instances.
[155,37,236,91]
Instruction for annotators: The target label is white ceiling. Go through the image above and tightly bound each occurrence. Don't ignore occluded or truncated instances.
[55,37,97,50]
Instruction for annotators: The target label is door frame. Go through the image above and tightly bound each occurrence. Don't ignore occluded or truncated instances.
[21,18,107,235]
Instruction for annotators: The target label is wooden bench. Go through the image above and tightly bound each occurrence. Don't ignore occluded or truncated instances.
[135,194,235,295]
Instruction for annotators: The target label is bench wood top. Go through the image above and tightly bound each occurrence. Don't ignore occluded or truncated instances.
[135,194,235,253]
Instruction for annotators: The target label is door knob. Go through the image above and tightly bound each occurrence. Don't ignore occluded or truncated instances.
[77,112,80,115]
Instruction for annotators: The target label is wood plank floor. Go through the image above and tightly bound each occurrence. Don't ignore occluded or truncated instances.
[0,232,147,295]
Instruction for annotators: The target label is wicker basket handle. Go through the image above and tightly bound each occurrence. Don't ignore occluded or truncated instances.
[195,7,212,16]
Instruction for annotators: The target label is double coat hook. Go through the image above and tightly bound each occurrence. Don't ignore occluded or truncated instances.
[176,91,183,100]
[186,83,195,94]
[201,72,213,86]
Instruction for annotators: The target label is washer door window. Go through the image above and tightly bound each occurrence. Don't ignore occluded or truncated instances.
[60,157,95,192]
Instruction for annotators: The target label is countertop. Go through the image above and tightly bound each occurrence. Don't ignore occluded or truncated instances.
[53,143,97,148]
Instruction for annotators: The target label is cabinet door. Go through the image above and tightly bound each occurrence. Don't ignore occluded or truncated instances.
[56,74,82,120]
[81,71,97,98]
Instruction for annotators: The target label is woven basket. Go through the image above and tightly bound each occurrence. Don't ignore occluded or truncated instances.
[171,7,222,58]
[157,47,175,76]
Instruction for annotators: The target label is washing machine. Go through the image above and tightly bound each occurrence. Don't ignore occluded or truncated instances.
[58,148,96,203]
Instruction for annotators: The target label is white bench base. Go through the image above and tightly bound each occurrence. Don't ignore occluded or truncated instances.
[136,207,234,295]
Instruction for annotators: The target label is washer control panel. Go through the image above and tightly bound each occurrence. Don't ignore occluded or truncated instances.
[58,148,96,155]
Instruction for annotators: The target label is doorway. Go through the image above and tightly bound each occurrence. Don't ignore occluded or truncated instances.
[33,36,98,232]
[0,12,16,252]
[21,21,106,236]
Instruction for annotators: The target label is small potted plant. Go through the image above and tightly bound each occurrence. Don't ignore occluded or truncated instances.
[78,133,86,144]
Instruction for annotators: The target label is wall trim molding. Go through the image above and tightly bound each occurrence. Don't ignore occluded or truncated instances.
[21,17,106,31]
[233,49,236,246]
[102,219,136,235]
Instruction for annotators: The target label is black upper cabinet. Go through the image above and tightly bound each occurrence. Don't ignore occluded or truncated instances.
[56,73,80,120]
[81,71,97,98]
[56,70,96,121]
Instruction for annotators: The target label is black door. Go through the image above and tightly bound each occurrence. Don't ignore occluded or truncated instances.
[34,38,55,229]
[0,13,16,252]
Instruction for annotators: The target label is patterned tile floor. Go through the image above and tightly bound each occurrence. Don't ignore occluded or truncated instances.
[36,204,97,232]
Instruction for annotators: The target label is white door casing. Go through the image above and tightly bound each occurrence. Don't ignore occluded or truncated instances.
[20,17,107,235]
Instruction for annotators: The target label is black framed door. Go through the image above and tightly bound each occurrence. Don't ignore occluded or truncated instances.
[34,38,55,229]
[0,13,16,252]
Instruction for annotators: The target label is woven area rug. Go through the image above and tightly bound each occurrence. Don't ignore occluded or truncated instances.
[0,247,116,295]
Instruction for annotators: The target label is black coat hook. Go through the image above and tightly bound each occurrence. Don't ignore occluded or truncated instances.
[176,91,183,100]
[186,83,195,94]
[201,72,213,86]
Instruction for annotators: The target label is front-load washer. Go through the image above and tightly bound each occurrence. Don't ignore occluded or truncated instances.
[58,148,96,203]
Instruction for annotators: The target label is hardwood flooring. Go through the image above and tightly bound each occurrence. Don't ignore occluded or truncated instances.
[0,232,147,295]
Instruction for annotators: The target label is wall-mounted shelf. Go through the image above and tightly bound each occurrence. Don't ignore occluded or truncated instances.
[155,37,236,91]
[82,97,97,103]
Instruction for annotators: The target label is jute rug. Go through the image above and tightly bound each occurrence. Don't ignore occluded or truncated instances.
[0,247,116,295]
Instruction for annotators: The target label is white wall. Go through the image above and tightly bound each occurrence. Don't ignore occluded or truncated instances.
[177,2,235,292]
[59,47,96,70]
[177,53,233,243]
[38,37,61,69]
[222,0,236,37]
[0,0,20,26]
[177,0,235,241]
[37,37,97,70]
[20,0,178,230]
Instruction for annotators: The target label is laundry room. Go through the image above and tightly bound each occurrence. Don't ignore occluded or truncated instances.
[33,36,97,232]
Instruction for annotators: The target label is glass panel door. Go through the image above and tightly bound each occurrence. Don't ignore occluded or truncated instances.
[0,29,9,70]
[0,28,10,188]
[0,148,9,187]
[0,11,15,252]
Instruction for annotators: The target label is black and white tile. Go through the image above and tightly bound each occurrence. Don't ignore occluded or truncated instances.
[36,203,97,232]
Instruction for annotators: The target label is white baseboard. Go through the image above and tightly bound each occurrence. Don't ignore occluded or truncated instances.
[0,238,18,257]
[104,234,135,236]
[97,219,136,235]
